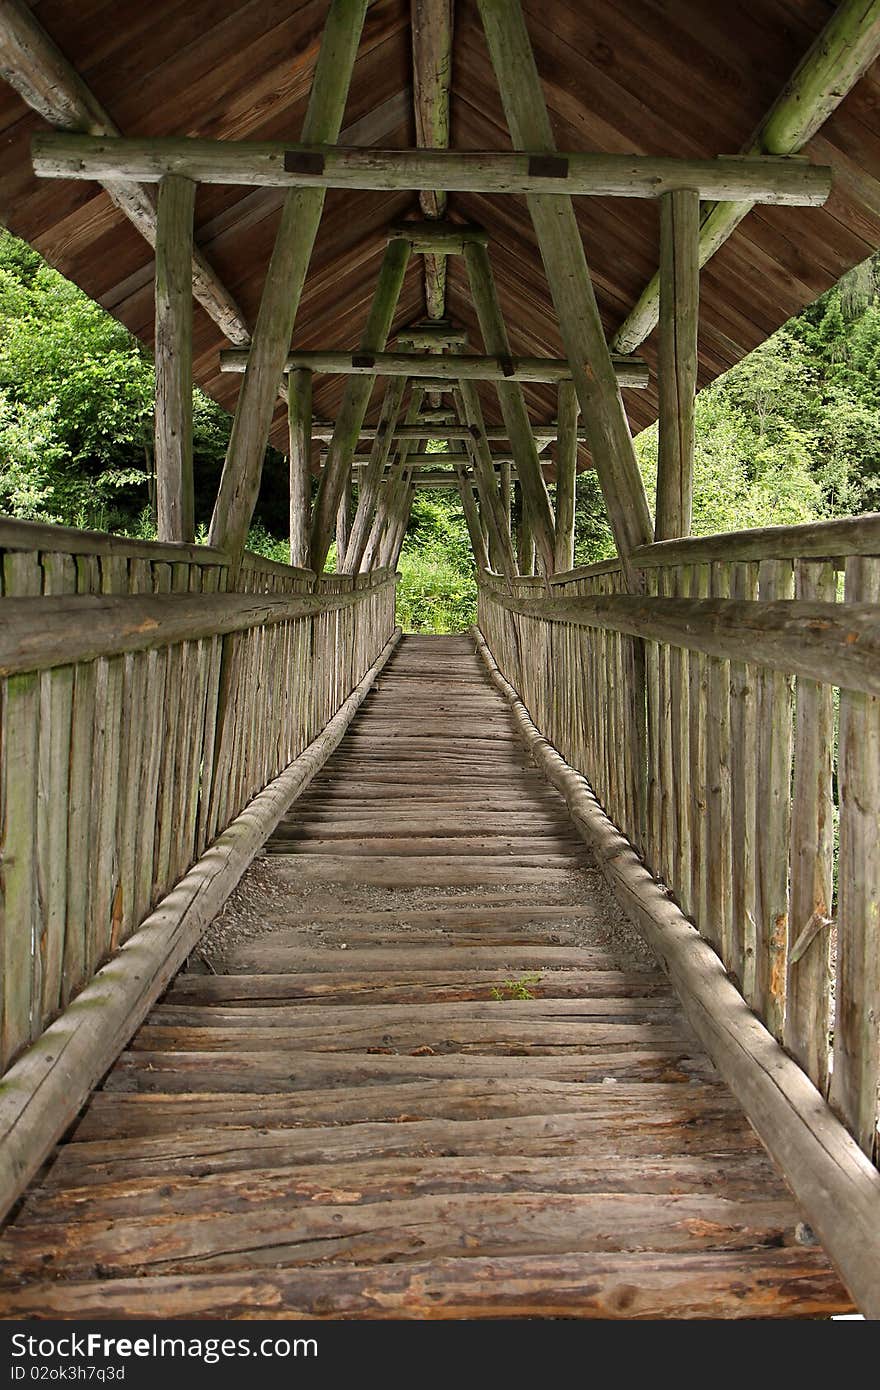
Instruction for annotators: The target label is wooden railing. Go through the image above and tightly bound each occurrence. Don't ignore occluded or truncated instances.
[477,512,880,1165]
[0,517,397,1075]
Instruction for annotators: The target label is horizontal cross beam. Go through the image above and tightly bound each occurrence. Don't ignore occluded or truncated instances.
[223,348,649,388]
[312,423,581,442]
[387,219,489,253]
[32,134,833,206]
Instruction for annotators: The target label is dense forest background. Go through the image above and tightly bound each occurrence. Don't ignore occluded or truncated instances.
[2,227,879,631]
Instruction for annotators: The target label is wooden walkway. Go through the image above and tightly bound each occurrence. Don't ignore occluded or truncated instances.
[0,636,851,1318]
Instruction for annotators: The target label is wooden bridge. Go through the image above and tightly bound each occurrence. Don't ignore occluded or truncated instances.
[1,0,880,1320]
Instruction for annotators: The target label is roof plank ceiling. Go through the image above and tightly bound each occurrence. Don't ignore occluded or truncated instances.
[1,0,880,459]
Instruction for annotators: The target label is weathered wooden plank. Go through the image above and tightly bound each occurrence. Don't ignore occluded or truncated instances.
[830,555,880,1156]
[784,561,835,1092]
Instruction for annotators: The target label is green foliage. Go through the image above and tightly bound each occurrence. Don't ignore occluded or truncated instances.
[394,484,477,633]
[0,228,288,534]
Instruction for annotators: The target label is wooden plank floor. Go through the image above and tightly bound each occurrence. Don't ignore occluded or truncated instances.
[0,636,853,1319]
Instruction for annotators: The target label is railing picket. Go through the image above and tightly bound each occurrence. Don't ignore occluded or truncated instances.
[831,554,880,1156]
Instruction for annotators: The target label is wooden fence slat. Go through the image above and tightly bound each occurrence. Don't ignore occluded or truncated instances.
[729,562,759,996]
[753,559,795,1041]
[37,553,76,1022]
[831,555,880,1157]
[784,560,835,1093]
[1,552,41,1066]
[707,561,732,962]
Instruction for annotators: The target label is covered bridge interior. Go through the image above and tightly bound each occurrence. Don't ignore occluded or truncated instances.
[0,0,880,1319]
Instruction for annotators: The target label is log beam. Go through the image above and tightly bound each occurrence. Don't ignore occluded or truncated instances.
[553,380,578,570]
[411,0,454,323]
[389,220,489,253]
[655,189,699,540]
[476,0,653,566]
[310,423,589,442]
[455,466,490,571]
[464,240,556,573]
[220,348,649,388]
[288,369,313,569]
[208,0,369,566]
[455,384,517,577]
[613,0,880,354]
[360,388,425,571]
[32,135,834,205]
[154,175,195,543]
[308,236,412,572]
[341,378,407,574]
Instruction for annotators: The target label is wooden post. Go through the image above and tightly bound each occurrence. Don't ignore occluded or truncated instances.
[208,0,369,565]
[342,378,407,574]
[463,240,556,573]
[154,174,195,543]
[500,459,512,537]
[830,555,880,1156]
[455,467,490,572]
[455,383,516,578]
[360,388,425,571]
[335,481,352,568]
[516,483,535,575]
[655,188,699,541]
[411,0,454,324]
[309,237,412,572]
[288,368,312,569]
[554,380,578,570]
[476,0,652,572]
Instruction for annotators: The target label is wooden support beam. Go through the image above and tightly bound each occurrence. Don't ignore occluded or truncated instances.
[360,388,425,571]
[33,135,834,206]
[389,219,489,253]
[655,189,699,541]
[309,236,412,572]
[1,0,249,345]
[553,380,578,571]
[335,481,351,565]
[516,482,535,575]
[455,466,490,571]
[154,175,195,543]
[392,322,468,349]
[311,423,586,442]
[464,240,556,574]
[287,368,313,569]
[613,0,880,354]
[341,377,407,574]
[455,384,516,578]
[207,0,369,566]
[476,0,653,567]
[411,0,454,322]
[220,348,649,388]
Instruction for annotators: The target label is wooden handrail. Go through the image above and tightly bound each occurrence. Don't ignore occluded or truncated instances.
[478,583,880,696]
[630,512,880,566]
[0,579,397,676]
